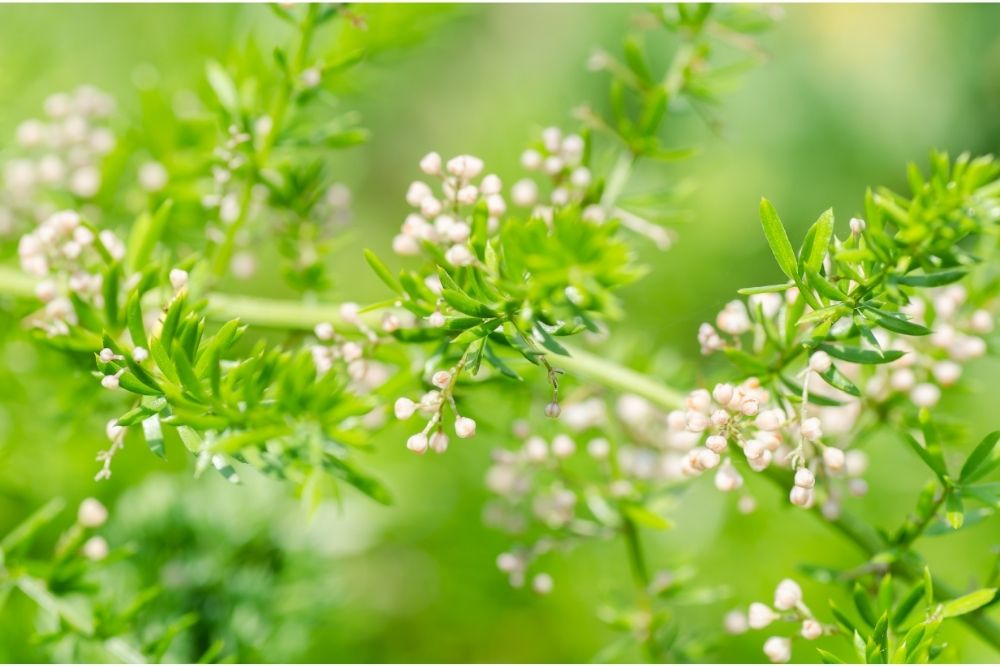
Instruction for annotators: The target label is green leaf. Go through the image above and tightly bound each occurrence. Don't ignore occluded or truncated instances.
[853,582,877,627]
[142,414,166,460]
[819,364,861,397]
[16,577,94,635]
[441,289,495,318]
[901,434,948,483]
[816,649,846,664]
[891,582,925,628]
[126,199,173,273]
[126,295,147,350]
[802,208,834,274]
[0,498,65,553]
[759,198,799,280]
[864,308,931,336]
[960,431,1000,482]
[894,269,966,287]
[945,492,964,529]
[737,282,794,296]
[205,60,239,113]
[817,343,903,365]
[364,249,403,295]
[622,504,673,530]
[806,268,849,301]
[940,588,997,618]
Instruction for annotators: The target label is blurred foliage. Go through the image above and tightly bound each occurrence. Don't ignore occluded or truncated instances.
[0,2,999,663]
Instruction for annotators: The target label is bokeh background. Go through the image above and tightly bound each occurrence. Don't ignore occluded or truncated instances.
[1,3,999,662]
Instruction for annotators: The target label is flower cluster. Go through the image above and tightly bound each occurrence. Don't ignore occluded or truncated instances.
[1,86,116,236]
[669,374,870,515]
[392,152,506,264]
[511,127,598,222]
[394,361,477,455]
[17,209,126,336]
[864,285,992,408]
[725,578,829,663]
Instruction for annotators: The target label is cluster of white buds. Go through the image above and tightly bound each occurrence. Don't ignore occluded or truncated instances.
[77,496,111,557]
[17,210,126,337]
[863,286,993,409]
[1,86,115,233]
[668,378,868,512]
[495,544,557,594]
[310,315,387,387]
[728,578,828,662]
[395,365,477,455]
[202,124,255,237]
[393,152,505,266]
[95,418,127,481]
[512,127,599,223]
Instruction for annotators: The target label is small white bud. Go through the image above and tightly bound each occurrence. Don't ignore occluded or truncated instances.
[429,431,449,454]
[587,437,610,459]
[78,498,108,527]
[419,151,442,175]
[428,311,445,328]
[712,383,734,405]
[524,436,548,461]
[544,401,561,418]
[801,619,823,640]
[406,180,433,207]
[773,578,803,610]
[83,536,109,561]
[314,322,335,341]
[169,268,188,291]
[714,464,743,492]
[823,447,846,473]
[339,302,360,323]
[520,149,542,171]
[552,434,576,458]
[455,416,477,439]
[763,636,792,664]
[99,347,116,363]
[794,468,815,488]
[741,398,760,416]
[706,434,728,453]
[808,350,832,374]
[101,374,120,390]
[910,382,941,408]
[132,347,148,362]
[724,610,749,635]
[748,602,778,629]
[800,417,823,441]
[105,419,124,441]
[789,485,813,507]
[532,573,553,595]
[406,432,429,454]
[849,217,866,235]
[394,397,417,420]
[432,370,452,389]
[445,244,474,267]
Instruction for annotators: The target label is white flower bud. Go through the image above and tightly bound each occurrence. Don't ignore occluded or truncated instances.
[755,409,782,431]
[394,397,417,420]
[445,244,474,267]
[520,149,542,171]
[744,439,766,461]
[845,450,868,477]
[748,602,778,629]
[101,374,120,390]
[800,417,823,441]
[697,448,721,470]
[419,151,442,175]
[98,347,116,363]
[763,636,792,663]
[430,431,449,454]
[496,552,520,573]
[931,360,961,386]
[406,180,433,207]
[524,436,548,461]
[455,416,477,439]
[849,217,866,235]
[427,311,445,328]
[714,464,743,492]
[911,382,941,408]
[105,419,124,441]
[169,268,188,291]
[552,434,575,458]
[544,401,561,418]
[511,178,538,207]
[420,196,442,218]
[314,322,335,341]
[808,350,832,373]
[587,437,610,459]
[78,498,108,527]
[712,383,734,405]
[740,398,760,416]
[406,432,429,454]
[794,468,815,488]
[773,578,803,610]
[823,447,845,473]
[432,370,452,389]
[543,155,564,175]
[706,434,728,453]
[801,619,823,640]
[83,536,109,561]
[570,167,591,189]
[132,347,148,362]
[686,411,709,433]
[789,485,813,507]
[532,573,553,595]
[969,309,993,334]
[392,234,420,256]
[724,610,749,635]
[456,184,479,205]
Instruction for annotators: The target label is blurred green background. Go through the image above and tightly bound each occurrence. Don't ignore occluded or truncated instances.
[1,3,999,663]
